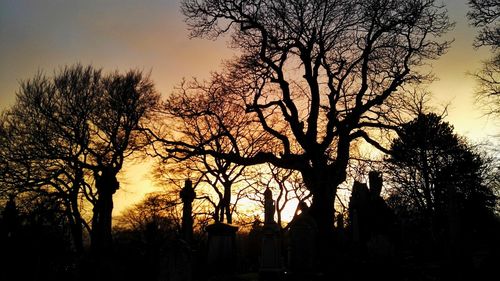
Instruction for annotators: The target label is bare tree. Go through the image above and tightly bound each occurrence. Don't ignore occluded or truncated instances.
[84,69,159,255]
[154,150,251,225]
[468,0,500,117]
[0,64,159,257]
[0,66,101,253]
[249,164,311,229]
[149,77,270,224]
[115,192,181,236]
[468,0,499,48]
[157,0,452,261]
[473,52,500,117]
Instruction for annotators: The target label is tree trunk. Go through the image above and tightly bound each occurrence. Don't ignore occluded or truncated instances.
[223,183,232,224]
[91,168,119,257]
[68,167,84,254]
[219,203,225,222]
[309,182,336,264]
[309,185,336,236]
[214,205,221,223]
[69,196,84,254]
[302,165,343,271]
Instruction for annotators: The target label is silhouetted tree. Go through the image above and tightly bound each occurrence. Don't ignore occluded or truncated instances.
[250,164,311,229]
[0,64,159,258]
[157,0,453,262]
[0,66,101,254]
[481,149,500,214]
[116,193,181,237]
[468,0,499,48]
[150,77,270,224]
[385,113,497,243]
[85,69,159,256]
[468,0,500,117]
[473,53,500,117]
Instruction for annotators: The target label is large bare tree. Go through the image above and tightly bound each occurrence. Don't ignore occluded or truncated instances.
[0,65,159,257]
[157,0,452,262]
[85,69,159,255]
[0,66,101,253]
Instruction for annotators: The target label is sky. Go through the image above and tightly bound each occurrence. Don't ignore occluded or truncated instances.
[0,0,498,217]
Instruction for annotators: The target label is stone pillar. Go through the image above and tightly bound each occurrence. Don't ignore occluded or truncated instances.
[180,179,195,243]
[260,188,284,280]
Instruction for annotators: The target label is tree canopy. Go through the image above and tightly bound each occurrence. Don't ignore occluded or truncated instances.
[385,113,497,239]
[0,64,159,255]
[152,1,454,250]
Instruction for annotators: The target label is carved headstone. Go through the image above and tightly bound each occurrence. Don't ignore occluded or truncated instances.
[2,195,18,239]
[369,171,383,197]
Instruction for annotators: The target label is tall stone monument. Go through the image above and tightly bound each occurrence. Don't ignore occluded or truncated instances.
[180,179,195,244]
[259,188,284,280]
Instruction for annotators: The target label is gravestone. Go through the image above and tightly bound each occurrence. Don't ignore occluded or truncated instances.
[349,172,396,259]
[264,187,275,225]
[349,181,370,244]
[160,239,192,281]
[244,219,263,272]
[367,171,396,258]
[206,222,239,276]
[368,171,383,198]
[287,203,317,276]
[259,188,284,280]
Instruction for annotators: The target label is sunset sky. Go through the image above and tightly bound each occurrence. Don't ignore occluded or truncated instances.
[0,0,498,216]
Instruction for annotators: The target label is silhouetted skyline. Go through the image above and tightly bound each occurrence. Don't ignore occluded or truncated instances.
[0,1,498,280]
[0,0,498,217]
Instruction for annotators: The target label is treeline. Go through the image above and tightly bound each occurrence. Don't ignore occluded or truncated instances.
[0,64,498,280]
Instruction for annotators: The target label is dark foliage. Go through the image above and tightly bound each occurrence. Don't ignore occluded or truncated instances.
[384,113,499,279]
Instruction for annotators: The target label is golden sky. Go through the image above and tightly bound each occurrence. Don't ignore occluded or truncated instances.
[0,0,498,216]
